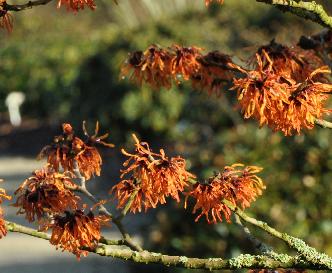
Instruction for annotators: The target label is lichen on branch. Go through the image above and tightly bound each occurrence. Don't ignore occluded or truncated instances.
[256,0,332,29]
[4,218,331,270]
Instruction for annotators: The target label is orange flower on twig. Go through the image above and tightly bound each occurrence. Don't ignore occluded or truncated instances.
[253,40,322,81]
[121,45,173,89]
[186,164,264,224]
[121,45,237,95]
[193,51,237,95]
[186,180,233,223]
[42,210,109,258]
[233,53,291,127]
[112,134,195,213]
[170,45,203,81]
[14,167,80,223]
[57,0,96,11]
[39,122,114,180]
[112,177,146,214]
[0,185,11,238]
[233,50,332,135]
[0,8,13,33]
[273,67,332,135]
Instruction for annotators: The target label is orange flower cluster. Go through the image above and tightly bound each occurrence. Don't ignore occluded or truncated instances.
[123,40,332,135]
[112,134,195,213]
[233,41,332,135]
[121,44,236,95]
[42,210,109,258]
[57,0,119,11]
[0,186,11,238]
[252,40,323,81]
[0,3,13,33]
[57,0,96,12]
[12,122,113,257]
[14,167,80,223]
[121,46,173,89]
[193,51,235,95]
[186,164,264,223]
[39,122,114,180]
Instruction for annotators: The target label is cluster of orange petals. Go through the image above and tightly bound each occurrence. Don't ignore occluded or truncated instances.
[39,122,114,180]
[57,0,120,12]
[124,39,332,135]
[186,164,264,223]
[252,40,323,81]
[10,123,113,257]
[233,42,332,135]
[121,44,236,95]
[0,0,13,33]
[42,210,109,258]
[57,0,96,12]
[14,167,80,223]
[0,186,11,238]
[112,134,195,213]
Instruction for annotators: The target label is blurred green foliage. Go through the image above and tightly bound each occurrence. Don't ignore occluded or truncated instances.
[2,0,332,272]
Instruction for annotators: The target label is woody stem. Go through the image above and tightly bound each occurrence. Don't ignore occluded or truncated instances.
[256,0,332,29]
[224,200,332,269]
[111,217,143,251]
[4,0,54,11]
[4,220,331,270]
[72,161,142,252]
[315,119,332,129]
[5,220,126,246]
[72,162,112,218]
[234,215,276,256]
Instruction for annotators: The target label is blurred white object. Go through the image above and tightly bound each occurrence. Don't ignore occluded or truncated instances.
[5,91,25,126]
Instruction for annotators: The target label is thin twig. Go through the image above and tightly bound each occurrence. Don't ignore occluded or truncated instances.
[72,162,142,251]
[5,220,326,270]
[112,217,143,251]
[72,162,113,218]
[234,215,274,255]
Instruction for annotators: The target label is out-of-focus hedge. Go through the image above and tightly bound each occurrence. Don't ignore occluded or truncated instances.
[3,1,332,271]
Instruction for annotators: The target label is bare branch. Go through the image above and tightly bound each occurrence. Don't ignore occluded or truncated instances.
[5,220,126,246]
[256,0,332,29]
[234,215,275,255]
[225,200,332,269]
[5,220,327,270]
[5,220,50,240]
[72,162,143,252]
[4,0,54,12]
[315,118,332,129]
